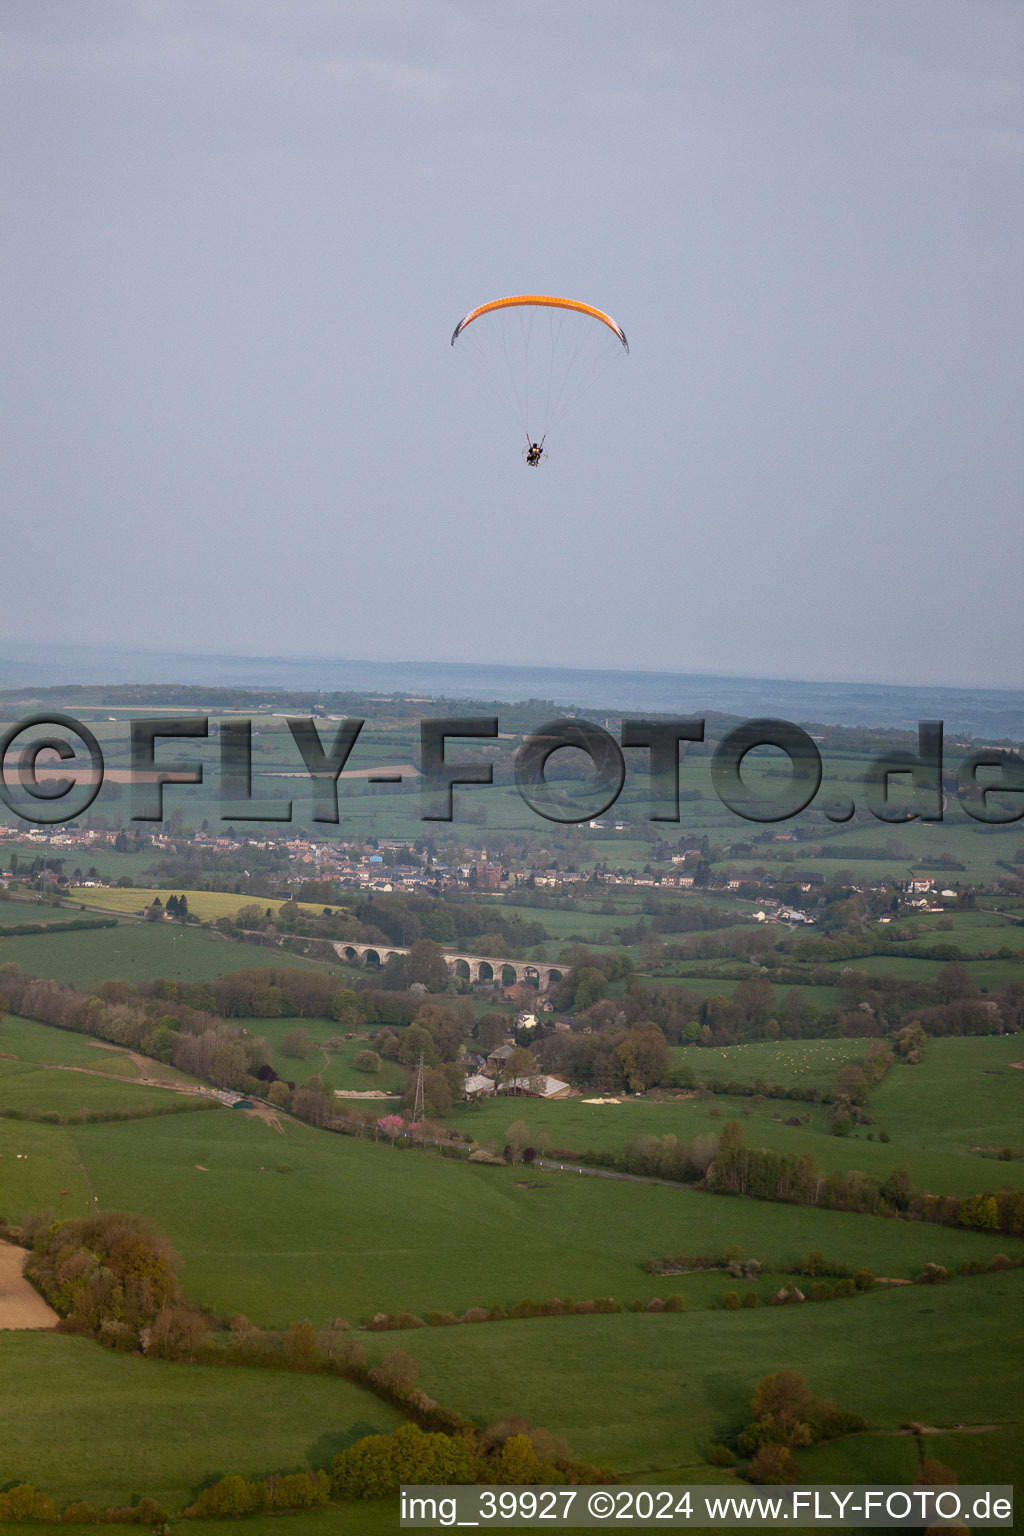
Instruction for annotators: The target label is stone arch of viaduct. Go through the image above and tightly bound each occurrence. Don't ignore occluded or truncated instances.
[331,941,564,991]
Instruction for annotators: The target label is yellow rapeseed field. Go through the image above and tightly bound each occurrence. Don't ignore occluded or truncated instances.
[66,888,323,923]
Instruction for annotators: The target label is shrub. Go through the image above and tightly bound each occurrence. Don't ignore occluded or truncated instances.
[769,1284,805,1305]
[0,1485,58,1521]
[331,1423,483,1499]
[744,1291,758,1308]
[270,1471,330,1510]
[819,1410,870,1439]
[143,1303,209,1361]
[748,1444,798,1484]
[915,1264,951,1285]
[723,1291,741,1310]
[664,1294,686,1312]
[368,1348,419,1396]
[283,1319,322,1369]
[365,1310,425,1331]
[61,1503,101,1523]
[706,1443,736,1467]
[797,1251,850,1279]
[188,1476,267,1517]
[98,1319,138,1352]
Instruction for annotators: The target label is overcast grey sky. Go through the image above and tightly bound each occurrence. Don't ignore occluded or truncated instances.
[2,1,1021,688]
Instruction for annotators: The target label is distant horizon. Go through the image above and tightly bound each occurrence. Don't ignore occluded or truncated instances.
[0,637,1020,741]
[1,634,1020,697]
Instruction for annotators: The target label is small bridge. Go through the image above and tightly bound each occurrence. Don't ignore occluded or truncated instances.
[332,941,564,991]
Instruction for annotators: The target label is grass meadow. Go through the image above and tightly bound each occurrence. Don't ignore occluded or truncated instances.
[672,1037,873,1091]
[60,1108,1024,1327]
[359,1271,1024,1479]
[0,1113,95,1217]
[240,1015,407,1093]
[868,1035,1024,1155]
[0,1062,188,1119]
[641,974,848,1009]
[0,898,75,927]
[448,1090,1024,1198]
[824,953,1022,989]
[0,1332,402,1510]
[3,1017,1022,1330]
[0,1012,203,1119]
[0,920,344,989]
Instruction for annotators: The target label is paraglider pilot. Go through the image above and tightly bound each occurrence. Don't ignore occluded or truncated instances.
[525,439,545,467]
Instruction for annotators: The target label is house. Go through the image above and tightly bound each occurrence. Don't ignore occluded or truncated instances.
[503,983,536,1005]
[483,1043,517,1077]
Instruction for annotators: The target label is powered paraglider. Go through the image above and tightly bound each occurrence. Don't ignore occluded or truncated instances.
[450,294,628,464]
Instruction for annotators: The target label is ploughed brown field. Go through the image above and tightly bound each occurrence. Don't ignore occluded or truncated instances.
[0,1241,59,1330]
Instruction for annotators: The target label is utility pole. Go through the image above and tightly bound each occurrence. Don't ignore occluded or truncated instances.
[412,1052,426,1122]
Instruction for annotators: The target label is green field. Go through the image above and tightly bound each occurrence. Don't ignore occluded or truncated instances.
[0,1011,201,1119]
[359,1272,1024,1479]
[1,1012,157,1072]
[825,953,1022,989]
[880,909,1024,954]
[0,1062,189,1119]
[0,920,345,989]
[245,1014,409,1092]
[48,1108,1024,1328]
[461,900,626,944]
[0,1332,402,1510]
[450,1086,1024,1198]
[869,1035,1024,1156]
[3,1016,1019,1332]
[674,1037,872,1092]
[0,845,165,882]
[0,897,76,927]
[642,973,847,1009]
[0,1113,95,1217]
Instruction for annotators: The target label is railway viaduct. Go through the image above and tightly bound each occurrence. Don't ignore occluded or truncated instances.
[331,941,564,991]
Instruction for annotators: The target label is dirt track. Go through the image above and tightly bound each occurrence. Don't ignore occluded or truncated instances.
[0,1241,59,1330]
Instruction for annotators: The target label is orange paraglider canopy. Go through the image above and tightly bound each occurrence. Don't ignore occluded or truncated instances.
[451,295,629,353]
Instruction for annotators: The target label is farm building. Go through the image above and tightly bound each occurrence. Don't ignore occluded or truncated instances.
[463,1074,496,1098]
[497,1075,572,1100]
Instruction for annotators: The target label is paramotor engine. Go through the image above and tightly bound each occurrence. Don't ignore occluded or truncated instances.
[450,294,628,463]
